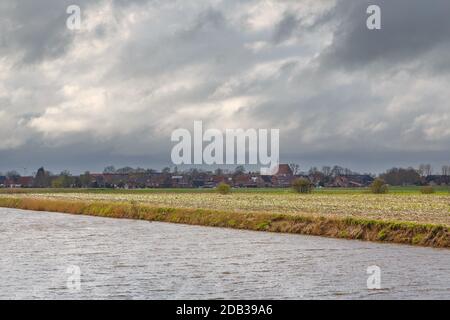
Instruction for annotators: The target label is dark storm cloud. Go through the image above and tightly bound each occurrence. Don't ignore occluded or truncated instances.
[0,0,450,173]
[272,14,299,44]
[0,0,154,65]
[320,0,450,70]
[0,0,81,64]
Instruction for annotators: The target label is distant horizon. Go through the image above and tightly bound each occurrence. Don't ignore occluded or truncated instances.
[1,162,449,177]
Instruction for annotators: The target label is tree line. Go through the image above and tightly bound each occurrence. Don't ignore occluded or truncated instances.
[1,163,449,188]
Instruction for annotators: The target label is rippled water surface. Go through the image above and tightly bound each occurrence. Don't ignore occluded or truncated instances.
[0,208,448,299]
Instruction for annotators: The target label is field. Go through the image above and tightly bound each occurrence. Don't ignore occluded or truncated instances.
[1,186,449,195]
[0,187,449,247]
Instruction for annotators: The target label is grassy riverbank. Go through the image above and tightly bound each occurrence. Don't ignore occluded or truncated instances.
[3,189,449,225]
[0,194,448,248]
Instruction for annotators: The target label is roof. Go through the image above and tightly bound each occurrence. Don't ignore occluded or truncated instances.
[276,164,293,176]
[18,176,34,185]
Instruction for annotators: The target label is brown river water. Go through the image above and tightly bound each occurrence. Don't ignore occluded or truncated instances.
[0,208,448,299]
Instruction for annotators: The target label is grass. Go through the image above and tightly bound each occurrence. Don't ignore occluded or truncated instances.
[1,187,449,248]
[0,186,449,195]
[5,189,449,225]
[0,196,448,248]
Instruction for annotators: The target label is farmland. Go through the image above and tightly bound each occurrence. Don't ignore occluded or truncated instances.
[0,187,448,247]
[1,189,449,225]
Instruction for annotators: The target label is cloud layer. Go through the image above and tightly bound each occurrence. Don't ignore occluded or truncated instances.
[1,0,449,173]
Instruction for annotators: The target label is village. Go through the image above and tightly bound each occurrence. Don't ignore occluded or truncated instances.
[0,164,448,190]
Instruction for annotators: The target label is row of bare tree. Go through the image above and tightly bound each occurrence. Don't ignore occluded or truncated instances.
[288,163,450,177]
[418,164,450,177]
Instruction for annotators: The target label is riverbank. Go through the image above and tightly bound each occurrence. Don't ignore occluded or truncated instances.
[0,196,448,248]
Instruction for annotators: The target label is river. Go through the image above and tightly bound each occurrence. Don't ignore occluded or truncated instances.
[0,208,448,299]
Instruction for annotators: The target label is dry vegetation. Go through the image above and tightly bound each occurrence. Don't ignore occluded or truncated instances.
[0,189,448,248]
[2,192,449,225]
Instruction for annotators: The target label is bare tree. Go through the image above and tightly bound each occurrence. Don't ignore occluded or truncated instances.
[424,164,432,176]
[418,164,432,177]
[322,166,331,177]
[103,166,116,174]
[442,165,449,176]
[344,168,353,176]
[289,163,300,175]
[418,164,425,177]
[331,165,344,177]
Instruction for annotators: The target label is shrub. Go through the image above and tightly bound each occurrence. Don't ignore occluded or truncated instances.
[216,182,231,195]
[292,178,313,194]
[370,178,388,194]
[421,186,435,194]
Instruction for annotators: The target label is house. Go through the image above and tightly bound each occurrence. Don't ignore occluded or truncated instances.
[4,178,17,188]
[3,176,34,188]
[90,174,105,187]
[260,175,273,187]
[90,173,133,188]
[211,174,228,187]
[326,174,374,188]
[425,175,450,186]
[271,164,295,187]
[258,164,295,187]
[276,164,293,176]
[150,172,173,188]
[133,173,155,188]
[171,175,191,188]
[17,176,34,188]
[232,174,265,188]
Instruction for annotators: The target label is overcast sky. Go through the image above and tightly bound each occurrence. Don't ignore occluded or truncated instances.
[1,0,450,175]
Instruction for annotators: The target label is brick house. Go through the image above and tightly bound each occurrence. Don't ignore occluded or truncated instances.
[269,164,295,187]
